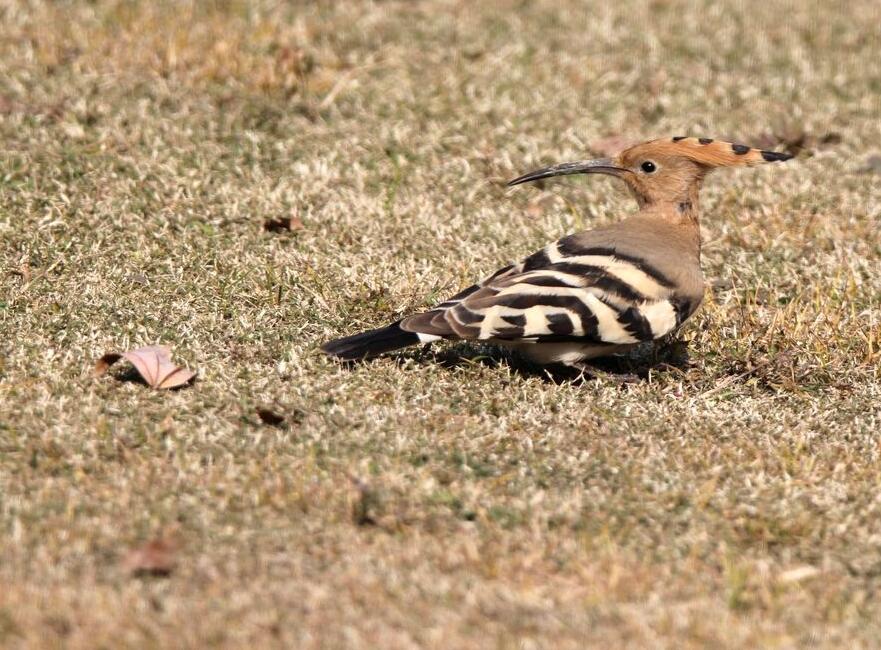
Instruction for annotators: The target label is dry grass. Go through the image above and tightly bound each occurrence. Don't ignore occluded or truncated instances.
[1,0,880,647]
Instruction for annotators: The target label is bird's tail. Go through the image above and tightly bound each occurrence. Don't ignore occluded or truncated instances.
[321,320,425,361]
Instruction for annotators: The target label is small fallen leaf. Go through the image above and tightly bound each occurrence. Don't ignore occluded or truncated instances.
[123,533,179,577]
[263,214,304,233]
[256,407,286,427]
[94,345,196,389]
[349,475,379,526]
[819,132,842,145]
[94,353,123,377]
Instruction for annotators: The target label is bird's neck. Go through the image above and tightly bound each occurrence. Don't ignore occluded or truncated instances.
[634,188,703,254]
[635,183,701,220]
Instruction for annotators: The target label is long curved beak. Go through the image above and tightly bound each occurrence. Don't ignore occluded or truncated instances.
[507,158,628,187]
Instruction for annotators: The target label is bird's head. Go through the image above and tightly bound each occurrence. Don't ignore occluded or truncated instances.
[508,136,793,209]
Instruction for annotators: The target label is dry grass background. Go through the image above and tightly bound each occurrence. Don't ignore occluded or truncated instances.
[1,0,880,647]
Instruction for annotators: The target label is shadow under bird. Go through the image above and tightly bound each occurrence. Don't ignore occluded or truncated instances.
[321,136,792,369]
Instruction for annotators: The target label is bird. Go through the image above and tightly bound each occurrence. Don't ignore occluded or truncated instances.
[321,136,793,370]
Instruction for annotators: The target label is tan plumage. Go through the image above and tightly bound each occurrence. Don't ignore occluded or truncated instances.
[322,136,793,367]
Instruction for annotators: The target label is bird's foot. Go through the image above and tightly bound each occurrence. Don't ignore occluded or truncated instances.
[559,362,642,385]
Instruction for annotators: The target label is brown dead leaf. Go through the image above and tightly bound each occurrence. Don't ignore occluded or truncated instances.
[123,532,179,577]
[94,345,196,389]
[349,475,379,526]
[256,407,286,427]
[263,215,304,233]
[94,353,123,377]
[587,135,639,158]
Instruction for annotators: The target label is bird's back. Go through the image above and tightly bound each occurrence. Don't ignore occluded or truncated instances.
[399,214,705,361]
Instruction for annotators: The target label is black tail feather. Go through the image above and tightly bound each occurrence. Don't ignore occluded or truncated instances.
[321,321,421,361]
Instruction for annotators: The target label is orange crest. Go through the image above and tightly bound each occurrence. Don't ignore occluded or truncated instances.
[623,136,792,168]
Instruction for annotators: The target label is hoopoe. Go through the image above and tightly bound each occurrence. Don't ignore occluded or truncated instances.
[322,137,792,369]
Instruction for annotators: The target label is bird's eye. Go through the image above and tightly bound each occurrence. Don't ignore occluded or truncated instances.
[641,161,657,173]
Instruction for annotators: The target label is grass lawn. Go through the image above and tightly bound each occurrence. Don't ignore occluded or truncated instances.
[2,0,880,647]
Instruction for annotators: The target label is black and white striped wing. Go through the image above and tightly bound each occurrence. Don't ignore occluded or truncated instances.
[401,236,694,346]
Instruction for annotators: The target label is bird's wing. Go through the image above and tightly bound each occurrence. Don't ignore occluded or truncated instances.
[401,234,696,345]
[429,263,519,311]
